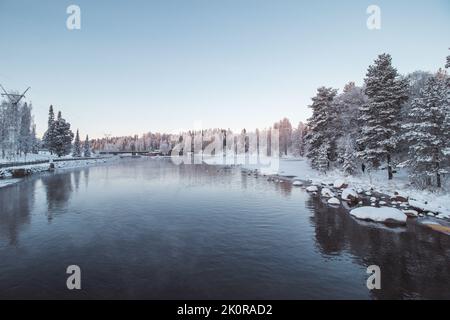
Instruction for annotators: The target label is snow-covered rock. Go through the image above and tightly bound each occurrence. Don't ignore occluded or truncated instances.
[403,209,418,217]
[356,188,364,194]
[333,179,348,189]
[365,191,372,196]
[379,201,387,205]
[306,185,318,192]
[341,188,359,204]
[292,180,303,186]
[321,187,335,198]
[328,197,340,205]
[370,197,377,202]
[391,192,408,202]
[350,207,407,224]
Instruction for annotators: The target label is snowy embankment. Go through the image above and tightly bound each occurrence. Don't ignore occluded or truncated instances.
[0,154,117,188]
[230,156,450,234]
[244,157,449,218]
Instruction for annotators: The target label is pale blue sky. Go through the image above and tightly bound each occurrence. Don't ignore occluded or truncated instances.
[0,0,449,138]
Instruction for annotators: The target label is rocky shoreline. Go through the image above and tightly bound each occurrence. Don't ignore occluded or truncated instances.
[241,167,450,236]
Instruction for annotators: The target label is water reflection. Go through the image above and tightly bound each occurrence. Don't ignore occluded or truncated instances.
[41,172,73,221]
[308,196,450,299]
[73,170,81,191]
[0,180,35,245]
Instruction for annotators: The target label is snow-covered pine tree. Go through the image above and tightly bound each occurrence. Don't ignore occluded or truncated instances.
[403,71,448,188]
[357,53,408,179]
[333,82,367,173]
[53,111,74,157]
[43,105,55,154]
[84,135,91,157]
[73,129,82,157]
[442,55,450,170]
[31,124,39,154]
[446,49,450,69]
[316,144,329,172]
[305,87,338,172]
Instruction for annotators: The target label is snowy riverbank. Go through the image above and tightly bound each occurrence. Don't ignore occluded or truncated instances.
[238,157,450,218]
[0,155,119,188]
[195,155,449,237]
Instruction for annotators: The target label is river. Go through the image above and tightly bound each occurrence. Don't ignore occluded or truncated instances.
[0,158,449,299]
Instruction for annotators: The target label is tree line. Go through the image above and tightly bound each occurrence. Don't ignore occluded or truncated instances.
[305,52,449,188]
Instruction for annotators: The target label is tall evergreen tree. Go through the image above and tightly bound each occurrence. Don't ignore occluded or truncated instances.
[53,111,74,157]
[403,72,448,188]
[305,87,338,171]
[357,53,408,179]
[31,124,39,154]
[73,129,82,157]
[43,105,55,154]
[84,135,91,157]
[446,49,450,69]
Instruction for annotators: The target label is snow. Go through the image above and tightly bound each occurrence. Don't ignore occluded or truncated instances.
[292,180,303,186]
[350,207,407,223]
[327,197,340,205]
[341,188,358,201]
[403,209,418,217]
[306,185,318,192]
[321,187,335,198]
[333,179,346,188]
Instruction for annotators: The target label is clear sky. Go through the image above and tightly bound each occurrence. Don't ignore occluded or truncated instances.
[0,0,449,138]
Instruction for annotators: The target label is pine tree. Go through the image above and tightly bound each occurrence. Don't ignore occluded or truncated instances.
[357,53,409,179]
[333,82,367,172]
[316,144,329,172]
[53,111,74,157]
[403,72,448,188]
[446,48,450,69]
[73,129,82,157]
[342,139,358,175]
[445,52,450,154]
[31,124,39,154]
[84,135,91,157]
[43,105,55,154]
[305,87,338,172]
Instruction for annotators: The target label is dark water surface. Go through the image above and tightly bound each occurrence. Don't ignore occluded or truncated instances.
[0,159,449,299]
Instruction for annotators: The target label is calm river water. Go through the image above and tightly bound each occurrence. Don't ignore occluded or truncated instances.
[0,158,449,299]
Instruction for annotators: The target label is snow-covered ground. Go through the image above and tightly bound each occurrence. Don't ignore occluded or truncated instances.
[0,152,72,164]
[0,153,117,188]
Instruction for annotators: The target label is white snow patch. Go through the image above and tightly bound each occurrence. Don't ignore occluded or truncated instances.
[341,188,358,201]
[328,197,340,205]
[333,179,346,189]
[306,185,318,192]
[321,187,335,198]
[350,206,407,223]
